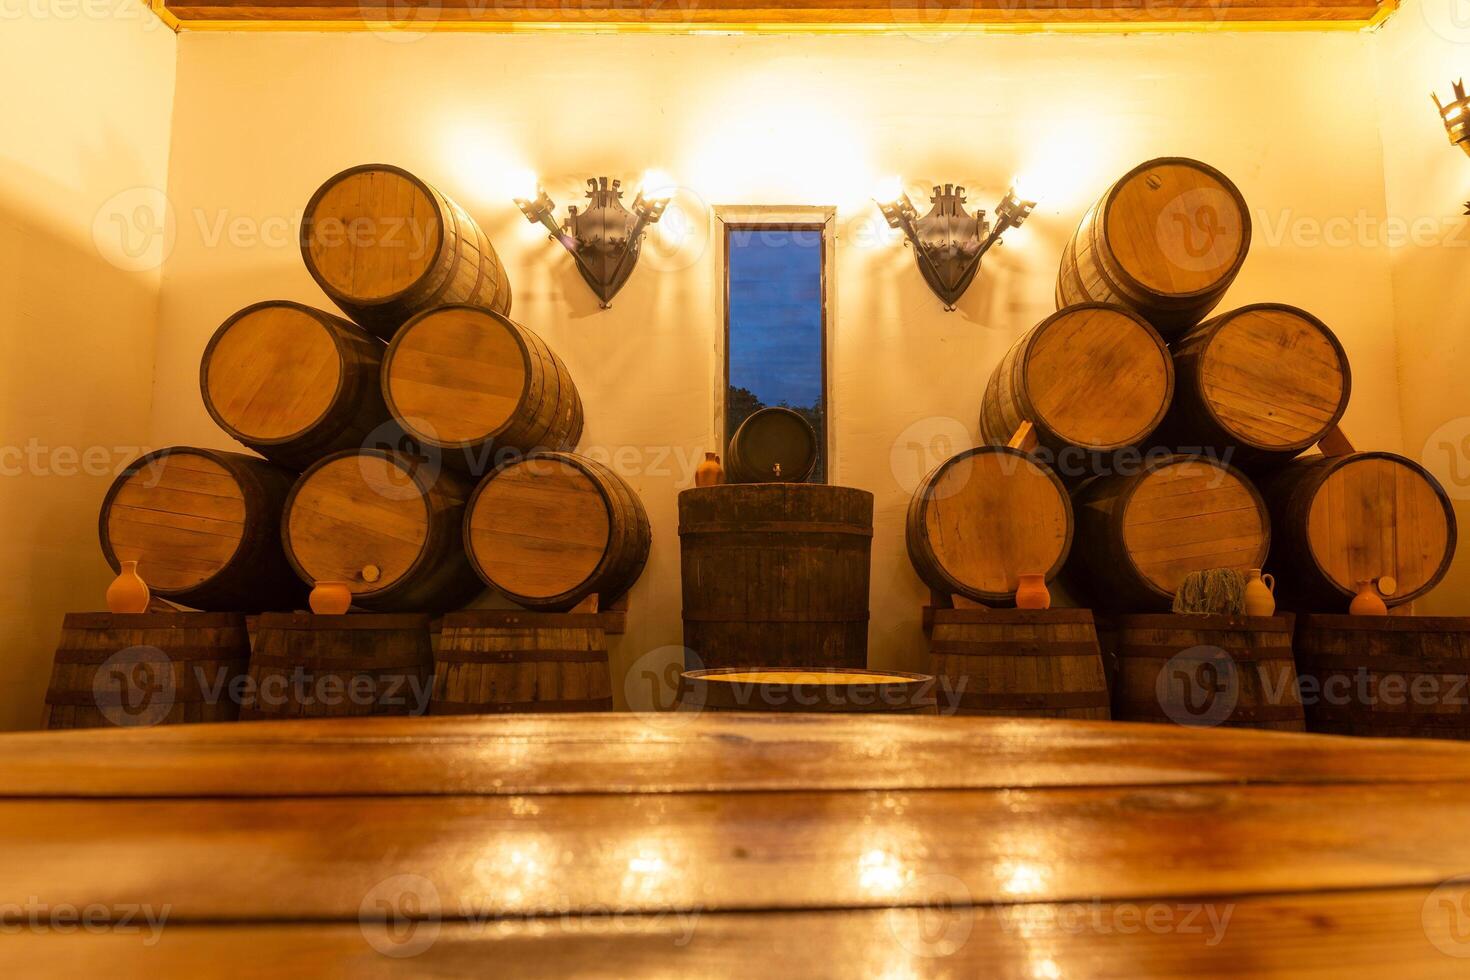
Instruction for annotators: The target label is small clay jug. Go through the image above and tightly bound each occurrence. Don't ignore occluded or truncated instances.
[1243,568,1276,617]
[1015,573,1051,610]
[695,452,725,488]
[106,561,151,614]
[1348,579,1389,616]
[310,581,354,616]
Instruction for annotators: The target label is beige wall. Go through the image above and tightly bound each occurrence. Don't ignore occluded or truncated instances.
[148,28,1414,708]
[1375,0,1470,614]
[0,2,176,728]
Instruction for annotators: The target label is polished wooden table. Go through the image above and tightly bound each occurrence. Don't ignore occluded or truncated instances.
[5,714,1470,976]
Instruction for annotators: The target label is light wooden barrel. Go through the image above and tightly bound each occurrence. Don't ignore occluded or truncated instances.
[1257,452,1456,609]
[726,407,820,484]
[677,668,936,714]
[927,609,1110,719]
[240,613,433,720]
[282,449,483,613]
[679,484,872,670]
[464,452,651,612]
[42,613,249,729]
[431,611,613,715]
[1057,157,1251,337]
[1107,614,1304,731]
[1068,454,1271,610]
[99,448,307,612]
[906,446,1073,605]
[1154,305,1351,463]
[381,305,583,474]
[979,304,1173,457]
[200,301,395,470]
[300,164,511,340]
[1295,615,1470,740]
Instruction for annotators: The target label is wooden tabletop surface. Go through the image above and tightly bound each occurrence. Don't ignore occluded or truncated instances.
[5,714,1470,976]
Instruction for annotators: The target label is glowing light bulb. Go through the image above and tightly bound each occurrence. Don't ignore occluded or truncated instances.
[638,169,677,202]
[1010,173,1040,204]
[873,174,906,204]
[507,168,541,204]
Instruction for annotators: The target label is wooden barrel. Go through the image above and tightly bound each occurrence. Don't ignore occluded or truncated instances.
[99,448,307,612]
[300,164,511,340]
[240,613,433,720]
[1295,615,1470,740]
[726,407,819,484]
[677,668,936,714]
[926,608,1109,719]
[464,452,650,612]
[1257,452,1456,609]
[431,610,612,714]
[381,305,583,474]
[1108,614,1304,731]
[979,304,1173,456]
[1068,454,1271,610]
[282,449,483,613]
[1154,305,1351,463]
[42,613,249,729]
[906,446,1073,605]
[1057,157,1251,337]
[200,300,395,470]
[679,484,872,670]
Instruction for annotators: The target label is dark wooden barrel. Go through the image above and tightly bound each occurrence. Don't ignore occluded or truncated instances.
[382,305,583,474]
[282,449,483,613]
[431,610,612,715]
[1067,454,1270,610]
[979,304,1173,456]
[1152,304,1351,464]
[906,446,1073,605]
[1295,615,1470,740]
[200,300,395,470]
[240,613,434,720]
[464,452,650,612]
[1256,452,1456,610]
[726,407,819,483]
[677,668,936,714]
[1057,157,1251,337]
[926,608,1109,719]
[300,164,511,340]
[99,448,307,612]
[679,484,872,670]
[1107,614,1303,731]
[42,613,249,729]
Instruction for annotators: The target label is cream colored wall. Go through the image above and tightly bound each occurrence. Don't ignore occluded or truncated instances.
[0,2,176,729]
[1374,0,1470,615]
[151,28,1406,709]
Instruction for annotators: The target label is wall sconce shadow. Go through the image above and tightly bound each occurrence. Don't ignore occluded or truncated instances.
[517,173,674,308]
[1432,80,1470,214]
[875,180,1035,311]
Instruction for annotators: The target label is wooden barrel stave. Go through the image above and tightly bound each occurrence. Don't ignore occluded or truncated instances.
[1107,613,1303,730]
[300,164,511,340]
[99,448,307,612]
[906,446,1073,605]
[200,300,396,470]
[282,449,483,613]
[42,613,250,729]
[679,484,873,671]
[382,305,583,474]
[1295,615,1470,739]
[432,611,614,714]
[677,668,936,714]
[241,613,434,720]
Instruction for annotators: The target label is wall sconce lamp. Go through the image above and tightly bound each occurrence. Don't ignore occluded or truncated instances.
[1432,80,1470,214]
[876,179,1036,311]
[516,172,674,308]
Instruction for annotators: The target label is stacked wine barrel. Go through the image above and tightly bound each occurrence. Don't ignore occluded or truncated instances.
[88,162,651,722]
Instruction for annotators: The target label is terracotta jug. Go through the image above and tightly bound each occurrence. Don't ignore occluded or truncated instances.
[106,561,151,614]
[1015,573,1051,610]
[1243,568,1276,617]
[1348,579,1389,616]
[310,581,353,615]
[695,452,725,488]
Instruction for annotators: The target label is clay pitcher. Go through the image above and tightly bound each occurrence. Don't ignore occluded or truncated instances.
[1348,579,1389,616]
[105,560,151,614]
[1015,573,1052,611]
[695,452,725,488]
[1244,568,1276,617]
